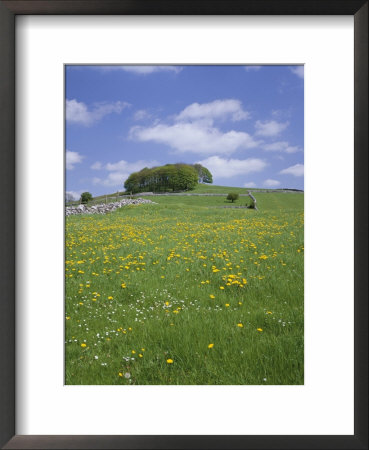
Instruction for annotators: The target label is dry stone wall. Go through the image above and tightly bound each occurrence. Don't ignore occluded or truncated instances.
[66,198,157,216]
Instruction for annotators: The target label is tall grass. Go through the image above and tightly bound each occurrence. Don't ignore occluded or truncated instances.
[65,193,304,384]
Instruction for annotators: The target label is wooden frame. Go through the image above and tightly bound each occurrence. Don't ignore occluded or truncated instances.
[0,1,367,448]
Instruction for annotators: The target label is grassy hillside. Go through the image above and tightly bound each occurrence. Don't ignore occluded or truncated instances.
[65,191,304,385]
[191,184,260,194]
[189,184,302,194]
[71,184,302,203]
[141,192,303,212]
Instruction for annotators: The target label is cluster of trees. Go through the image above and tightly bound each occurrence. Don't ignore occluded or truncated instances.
[124,163,213,194]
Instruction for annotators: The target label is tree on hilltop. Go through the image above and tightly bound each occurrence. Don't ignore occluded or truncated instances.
[124,163,204,194]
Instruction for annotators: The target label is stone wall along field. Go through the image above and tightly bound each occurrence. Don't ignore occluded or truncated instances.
[65,198,157,216]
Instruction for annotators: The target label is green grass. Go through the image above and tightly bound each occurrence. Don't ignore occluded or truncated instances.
[141,192,303,211]
[65,192,304,385]
[189,183,302,194]
[66,185,302,206]
[191,183,259,194]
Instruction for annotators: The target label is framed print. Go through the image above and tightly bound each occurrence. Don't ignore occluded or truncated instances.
[0,1,367,449]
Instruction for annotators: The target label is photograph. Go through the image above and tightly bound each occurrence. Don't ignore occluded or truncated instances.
[65,64,304,385]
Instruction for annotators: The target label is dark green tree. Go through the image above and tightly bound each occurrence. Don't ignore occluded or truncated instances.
[80,192,93,204]
[227,193,239,203]
[124,172,140,193]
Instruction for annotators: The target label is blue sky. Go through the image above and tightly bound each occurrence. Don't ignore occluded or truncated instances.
[66,65,304,199]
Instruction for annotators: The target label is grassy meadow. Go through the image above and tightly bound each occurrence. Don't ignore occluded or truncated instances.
[65,191,304,385]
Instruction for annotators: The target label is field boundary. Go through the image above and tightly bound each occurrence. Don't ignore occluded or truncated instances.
[131,191,303,197]
[66,190,304,207]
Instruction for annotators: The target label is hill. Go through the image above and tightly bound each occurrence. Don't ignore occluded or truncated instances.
[66,184,303,206]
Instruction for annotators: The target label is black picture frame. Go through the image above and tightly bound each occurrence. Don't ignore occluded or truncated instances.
[0,1,367,449]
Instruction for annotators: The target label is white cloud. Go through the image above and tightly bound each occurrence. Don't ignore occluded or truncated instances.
[66,150,84,170]
[290,66,304,78]
[271,109,283,118]
[271,108,293,120]
[262,141,289,151]
[66,99,130,126]
[176,99,250,123]
[244,66,262,72]
[93,159,159,187]
[243,181,257,188]
[262,141,301,153]
[93,172,128,187]
[97,66,182,75]
[263,179,281,187]
[66,191,82,201]
[130,122,259,156]
[134,109,151,121]
[284,146,301,154]
[105,159,157,173]
[255,120,289,137]
[196,156,266,178]
[279,163,304,177]
[90,161,102,170]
